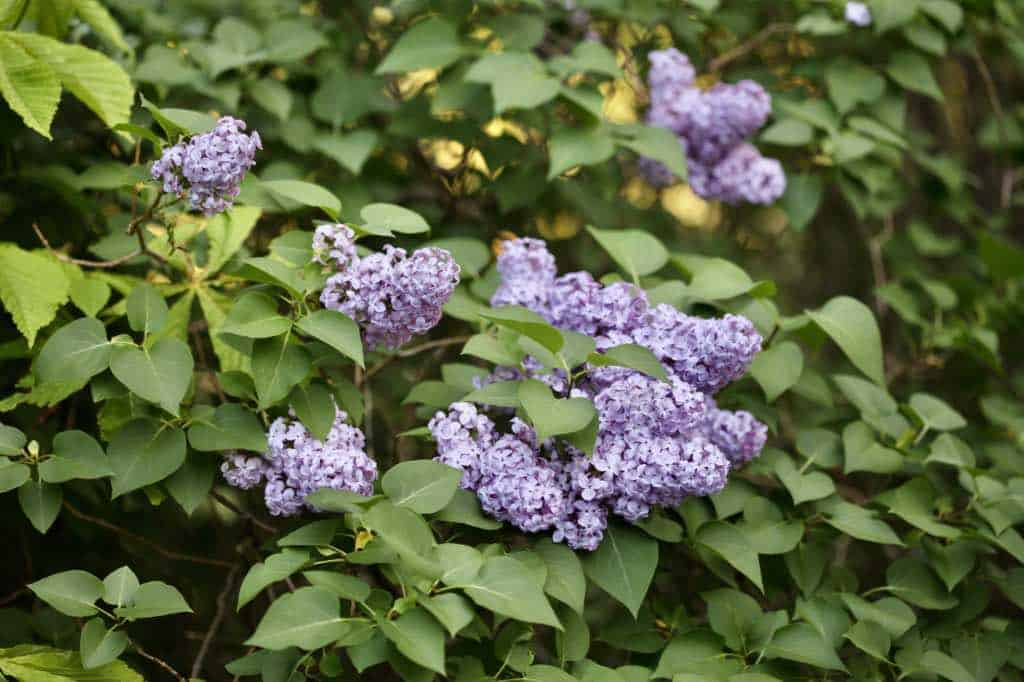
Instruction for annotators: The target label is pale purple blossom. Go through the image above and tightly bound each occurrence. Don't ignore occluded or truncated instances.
[222,406,376,516]
[151,116,261,215]
[845,1,872,27]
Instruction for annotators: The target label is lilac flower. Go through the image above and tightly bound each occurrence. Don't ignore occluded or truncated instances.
[318,232,460,350]
[151,116,261,215]
[845,1,872,27]
[704,406,769,465]
[639,50,786,204]
[638,157,676,188]
[222,406,377,517]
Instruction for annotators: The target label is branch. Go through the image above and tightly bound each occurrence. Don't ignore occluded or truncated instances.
[133,644,188,682]
[62,501,235,569]
[971,50,1015,210]
[210,490,278,534]
[33,223,143,269]
[362,335,472,383]
[707,23,793,73]
[190,564,241,679]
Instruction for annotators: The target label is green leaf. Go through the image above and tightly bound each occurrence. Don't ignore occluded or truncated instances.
[654,630,742,678]
[616,124,687,179]
[18,479,62,533]
[873,0,919,33]
[277,520,339,548]
[0,423,25,455]
[102,566,139,607]
[884,558,958,609]
[696,521,764,592]
[303,571,370,602]
[295,310,364,367]
[79,617,128,669]
[245,586,354,650]
[0,33,60,138]
[909,393,966,431]
[38,430,112,483]
[379,607,447,674]
[362,500,440,578]
[843,620,890,660]
[289,382,336,441]
[588,226,669,281]
[34,317,110,386]
[781,173,824,232]
[113,580,191,620]
[456,555,562,629]
[774,456,835,505]
[420,593,475,637]
[188,403,268,452]
[109,338,193,416]
[0,244,70,346]
[262,179,341,219]
[69,278,111,318]
[252,333,313,409]
[204,206,262,276]
[29,570,103,617]
[825,59,885,114]
[108,420,187,498]
[426,237,490,279]
[433,488,502,529]
[874,478,960,539]
[806,296,885,385]
[749,341,803,402]
[238,549,311,609]
[761,118,814,146]
[738,499,804,555]
[11,32,133,129]
[702,588,762,653]
[462,379,522,408]
[819,498,903,546]
[548,127,615,179]
[886,50,943,101]
[248,77,292,120]
[382,460,462,514]
[0,459,30,493]
[359,203,431,235]
[919,650,975,682]
[588,344,668,382]
[126,284,168,336]
[583,524,658,618]
[518,380,596,441]
[0,644,143,681]
[921,0,963,32]
[764,623,846,671]
[376,18,464,74]
[314,130,379,174]
[466,52,560,114]
[483,305,564,354]
[838,594,915,638]
[841,421,903,475]
[535,539,586,614]
[220,291,292,339]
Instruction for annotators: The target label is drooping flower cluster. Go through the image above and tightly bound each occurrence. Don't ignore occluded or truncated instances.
[151,116,261,215]
[845,1,872,27]
[640,48,785,205]
[314,224,461,349]
[430,238,767,550]
[222,406,377,517]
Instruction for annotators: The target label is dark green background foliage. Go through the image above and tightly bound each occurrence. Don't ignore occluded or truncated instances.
[1,0,1023,680]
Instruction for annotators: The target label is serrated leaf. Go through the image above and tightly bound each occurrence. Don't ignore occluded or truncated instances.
[0,33,60,138]
[0,244,70,346]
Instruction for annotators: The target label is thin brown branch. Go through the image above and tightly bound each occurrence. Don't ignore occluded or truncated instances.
[62,501,234,569]
[707,23,793,73]
[0,587,28,607]
[134,644,188,682]
[190,564,240,679]
[971,51,1013,210]
[362,335,472,382]
[210,490,277,534]
[33,223,143,269]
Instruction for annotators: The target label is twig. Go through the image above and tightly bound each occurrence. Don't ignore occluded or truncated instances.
[971,51,1014,210]
[33,223,143,269]
[707,23,793,73]
[190,564,240,679]
[858,216,894,317]
[127,192,170,265]
[210,490,277,534]
[362,335,472,382]
[133,644,188,682]
[0,587,28,606]
[63,501,234,569]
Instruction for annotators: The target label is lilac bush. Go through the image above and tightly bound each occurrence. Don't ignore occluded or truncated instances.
[315,223,461,349]
[640,48,785,204]
[430,238,768,550]
[151,116,261,215]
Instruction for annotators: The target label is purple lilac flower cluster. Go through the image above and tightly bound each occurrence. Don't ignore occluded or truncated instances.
[640,49,785,205]
[314,224,461,350]
[151,116,261,215]
[222,406,376,517]
[845,1,872,27]
[429,238,767,550]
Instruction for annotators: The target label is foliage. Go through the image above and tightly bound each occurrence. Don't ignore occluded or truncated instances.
[0,0,1023,681]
